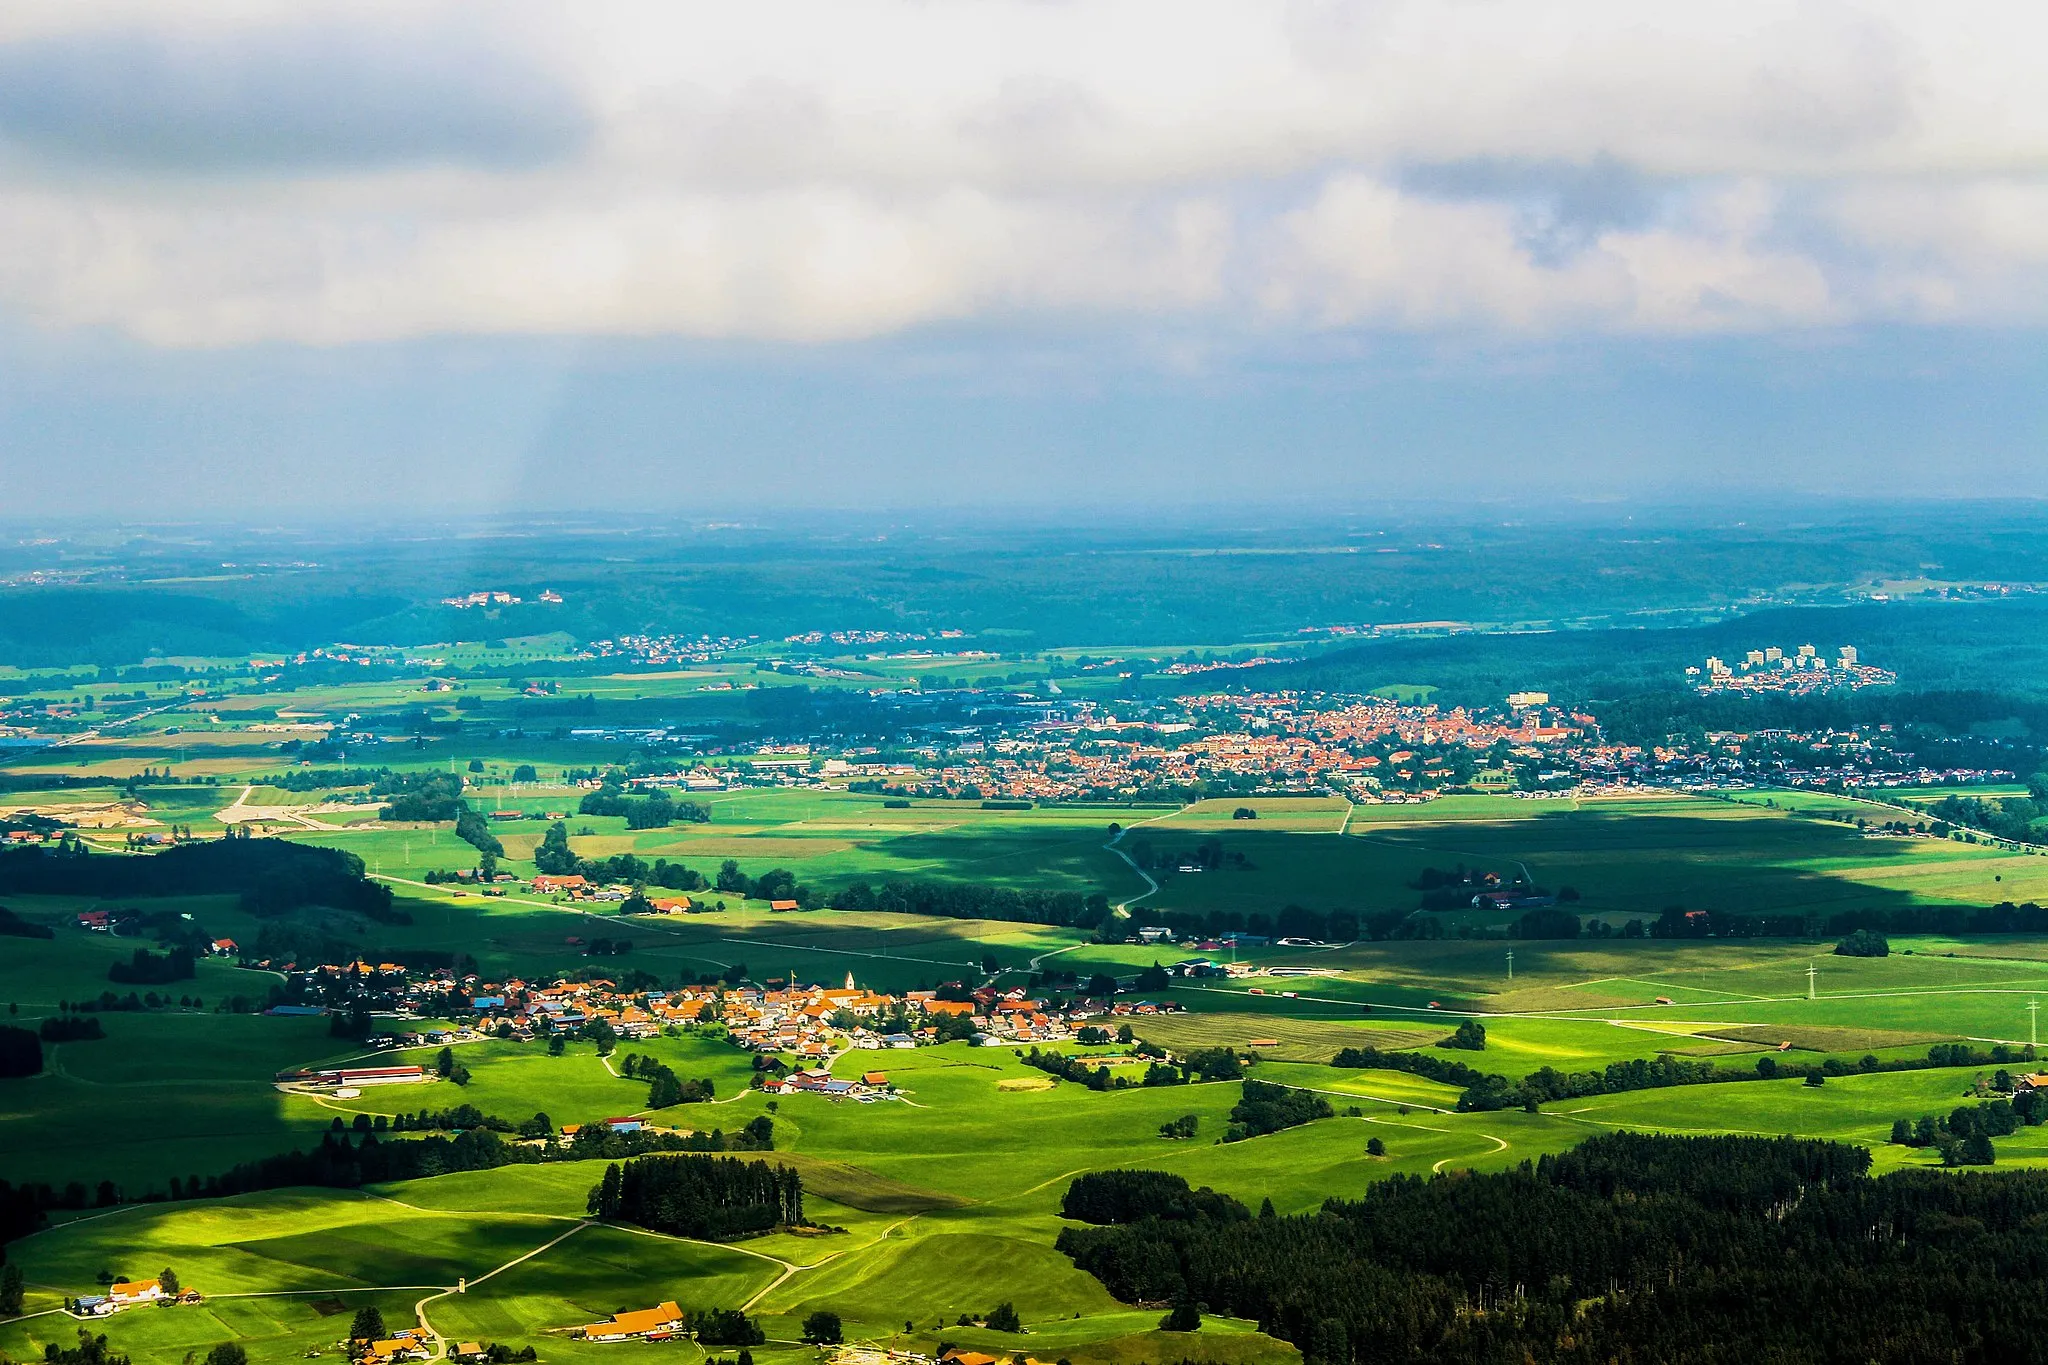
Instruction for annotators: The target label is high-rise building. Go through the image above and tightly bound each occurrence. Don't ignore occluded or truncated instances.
[1764,646,1783,663]
[1838,645,1858,667]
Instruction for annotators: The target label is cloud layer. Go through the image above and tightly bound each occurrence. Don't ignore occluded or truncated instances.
[1,1,2045,347]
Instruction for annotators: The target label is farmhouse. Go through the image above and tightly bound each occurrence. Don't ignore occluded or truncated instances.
[2016,1073,2048,1094]
[106,1278,167,1307]
[308,1065,427,1088]
[579,1302,685,1341]
[532,874,589,894]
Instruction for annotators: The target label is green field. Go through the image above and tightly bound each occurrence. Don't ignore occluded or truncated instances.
[18,765,2048,1362]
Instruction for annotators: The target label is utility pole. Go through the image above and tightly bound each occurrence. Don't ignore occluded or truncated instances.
[2031,998,2039,1048]
[1506,949,1514,983]
[1807,961,1817,1001]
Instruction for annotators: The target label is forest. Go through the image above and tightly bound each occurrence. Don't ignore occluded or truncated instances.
[1057,1132,2048,1363]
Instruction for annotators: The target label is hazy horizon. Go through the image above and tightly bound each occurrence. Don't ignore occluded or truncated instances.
[5,4,2048,516]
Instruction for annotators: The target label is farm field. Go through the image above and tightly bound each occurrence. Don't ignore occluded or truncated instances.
[17,734,2048,1362]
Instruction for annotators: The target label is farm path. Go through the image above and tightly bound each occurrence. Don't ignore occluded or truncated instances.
[1104,804,1193,910]
[414,1218,593,1358]
[1358,1114,1511,1171]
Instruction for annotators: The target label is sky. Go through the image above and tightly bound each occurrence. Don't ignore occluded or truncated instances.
[2,1,2047,517]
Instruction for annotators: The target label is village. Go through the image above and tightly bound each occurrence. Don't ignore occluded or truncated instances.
[264,959,1187,1090]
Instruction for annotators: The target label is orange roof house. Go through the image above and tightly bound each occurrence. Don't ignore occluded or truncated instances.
[579,1302,684,1341]
[107,1279,165,1304]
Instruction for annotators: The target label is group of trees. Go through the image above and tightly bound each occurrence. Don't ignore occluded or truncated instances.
[0,904,53,939]
[1022,1047,1158,1090]
[432,1045,472,1087]
[0,1024,41,1078]
[578,780,711,830]
[1927,789,2048,845]
[534,822,714,896]
[107,945,196,985]
[1438,1020,1486,1051]
[376,770,503,861]
[1889,1090,2046,1165]
[38,1015,106,1042]
[616,1051,714,1107]
[0,836,396,921]
[715,860,807,906]
[1058,1131,2048,1364]
[587,1154,804,1240]
[1834,928,1890,957]
[690,1310,766,1347]
[1062,1170,1248,1224]
[1224,1080,1333,1141]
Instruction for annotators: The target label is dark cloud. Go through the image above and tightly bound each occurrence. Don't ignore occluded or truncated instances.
[1401,156,1664,266]
[0,20,589,174]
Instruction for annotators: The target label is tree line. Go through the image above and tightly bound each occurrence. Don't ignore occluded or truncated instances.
[829,880,1110,929]
[1332,1040,2039,1112]
[0,836,396,921]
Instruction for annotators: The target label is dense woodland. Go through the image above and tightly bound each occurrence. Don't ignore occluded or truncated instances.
[1059,1132,2048,1364]
[588,1154,804,1240]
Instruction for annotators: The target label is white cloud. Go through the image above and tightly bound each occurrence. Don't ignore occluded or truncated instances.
[1,0,2047,346]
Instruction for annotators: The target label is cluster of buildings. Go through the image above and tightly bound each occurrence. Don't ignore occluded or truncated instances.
[357,1329,433,1362]
[440,590,525,608]
[1692,644,1896,695]
[783,628,967,646]
[578,1303,685,1342]
[824,691,1591,804]
[582,631,761,664]
[1596,725,2016,793]
[269,954,1187,1081]
[72,1277,202,1318]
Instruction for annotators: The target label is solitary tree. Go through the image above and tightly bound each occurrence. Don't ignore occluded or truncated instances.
[350,1306,387,1342]
[802,1311,844,1345]
[205,1344,248,1365]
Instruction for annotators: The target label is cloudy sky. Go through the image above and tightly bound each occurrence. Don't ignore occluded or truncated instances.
[3,1,2046,517]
